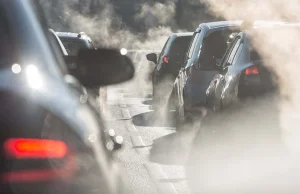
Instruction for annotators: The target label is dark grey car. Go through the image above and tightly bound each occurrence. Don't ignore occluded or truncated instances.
[146,32,193,110]
[0,1,134,193]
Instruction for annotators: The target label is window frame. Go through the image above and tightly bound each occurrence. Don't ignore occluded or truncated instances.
[187,32,200,60]
[221,36,241,68]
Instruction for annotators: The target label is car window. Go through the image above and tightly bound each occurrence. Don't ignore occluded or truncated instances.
[170,36,192,59]
[59,38,87,56]
[250,50,262,61]
[221,36,241,68]
[168,36,192,69]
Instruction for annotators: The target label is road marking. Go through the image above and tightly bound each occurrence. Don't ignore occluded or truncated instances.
[120,92,178,194]
[121,108,131,120]
[144,163,178,194]
[130,136,150,155]
[125,120,137,132]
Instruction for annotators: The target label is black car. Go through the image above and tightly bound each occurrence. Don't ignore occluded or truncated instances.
[205,24,293,111]
[146,33,193,110]
[0,1,134,194]
[172,21,241,120]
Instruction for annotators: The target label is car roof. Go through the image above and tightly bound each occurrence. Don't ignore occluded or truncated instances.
[168,32,193,41]
[203,21,243,29]
[241,22,300,37]
[172,32,194,37]
[56,32,92,41]
[196,20,292,33]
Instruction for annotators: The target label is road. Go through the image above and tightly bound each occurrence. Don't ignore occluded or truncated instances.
[104,85,191,194]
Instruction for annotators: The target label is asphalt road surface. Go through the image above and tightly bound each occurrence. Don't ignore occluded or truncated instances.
[104,84,191,194]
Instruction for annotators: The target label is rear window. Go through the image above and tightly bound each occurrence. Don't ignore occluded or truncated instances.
[250,49,262,61]
[59,38,88,56]
[169,36,192,58]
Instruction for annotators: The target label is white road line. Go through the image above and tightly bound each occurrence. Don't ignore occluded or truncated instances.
[144,163,178,194]
[121,108,131,120]
[125,120,137,132]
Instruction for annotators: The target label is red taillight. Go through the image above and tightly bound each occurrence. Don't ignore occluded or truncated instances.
[3,138,67,159]
[2,138,76,183]
[245,66,259,75]
[163,56,169,63]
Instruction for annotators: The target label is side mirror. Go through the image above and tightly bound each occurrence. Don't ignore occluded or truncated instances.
[73,48,134,88]
[146,53,157,64]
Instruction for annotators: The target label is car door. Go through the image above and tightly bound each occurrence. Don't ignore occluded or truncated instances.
[208,36,242,110]
[176,32,201,108]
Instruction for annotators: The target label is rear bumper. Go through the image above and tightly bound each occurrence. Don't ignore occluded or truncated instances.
[183,82,208,111]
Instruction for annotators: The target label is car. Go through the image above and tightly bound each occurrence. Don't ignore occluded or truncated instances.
[0,1,134,194]
[186,23,300,194]
[146,32,193,111]
[172,21,241,121]
[205,23,294,111]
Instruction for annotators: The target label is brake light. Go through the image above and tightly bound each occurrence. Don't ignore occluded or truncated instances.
[163,56,169,63]
[2,138,76,183]
[3,138,67,159]
[245,66,259,75]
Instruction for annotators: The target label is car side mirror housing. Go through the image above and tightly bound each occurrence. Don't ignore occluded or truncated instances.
[71,48,134,88]
[146,53,157,64]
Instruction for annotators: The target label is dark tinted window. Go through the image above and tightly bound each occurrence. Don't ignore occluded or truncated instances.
[60,38,88,56]
[170,36,192,58]
[250,50,262,61]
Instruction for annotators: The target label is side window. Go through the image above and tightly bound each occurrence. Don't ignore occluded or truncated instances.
[221,36,241,68]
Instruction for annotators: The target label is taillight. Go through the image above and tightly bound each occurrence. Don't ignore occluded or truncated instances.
[4,138,67,159]
[163,56,169,63]
[2,138,76,183]
[245,66,259,75]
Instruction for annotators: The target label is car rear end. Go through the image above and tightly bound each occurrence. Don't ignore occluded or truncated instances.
[239,48,278,98]
[153,34,192,110]
[0,89,122,194]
